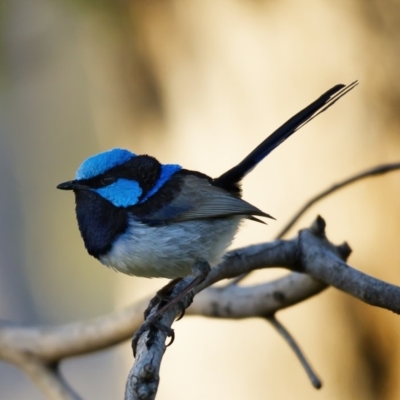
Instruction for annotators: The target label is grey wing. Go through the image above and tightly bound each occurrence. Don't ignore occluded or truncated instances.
[144,174,274,223]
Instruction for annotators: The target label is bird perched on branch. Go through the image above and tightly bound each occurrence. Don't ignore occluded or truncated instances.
[57,81,357,328]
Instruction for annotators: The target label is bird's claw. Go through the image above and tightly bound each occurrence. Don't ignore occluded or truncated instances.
[133,267,206,356]
[153,321,175,346]
[176,307,185,321]
[144,277,184,320]
[132,319,175,357]
[176,291,194,321]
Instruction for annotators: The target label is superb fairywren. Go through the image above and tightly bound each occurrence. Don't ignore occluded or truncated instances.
[57,82,356,316]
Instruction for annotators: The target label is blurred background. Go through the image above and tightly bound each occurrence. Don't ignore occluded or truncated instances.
[1,0,400,399]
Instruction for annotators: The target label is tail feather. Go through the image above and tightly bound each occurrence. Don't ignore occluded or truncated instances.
[215,81,358,187]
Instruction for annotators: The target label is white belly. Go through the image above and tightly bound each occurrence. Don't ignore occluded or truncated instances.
[99,217,242,278]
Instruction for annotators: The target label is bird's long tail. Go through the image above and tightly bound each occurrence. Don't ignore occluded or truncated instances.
[215,81,358,187]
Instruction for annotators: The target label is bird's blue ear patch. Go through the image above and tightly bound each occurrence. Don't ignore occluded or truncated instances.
[140,164,182,202]
[76,149,135,180]
[94,179,142,207]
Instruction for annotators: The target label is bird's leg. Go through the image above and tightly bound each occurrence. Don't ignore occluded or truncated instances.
[132,260,211,357]
[150,259,211,322]
[143,277,183,320]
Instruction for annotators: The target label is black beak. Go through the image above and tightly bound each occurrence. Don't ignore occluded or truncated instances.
[57,180,88,191]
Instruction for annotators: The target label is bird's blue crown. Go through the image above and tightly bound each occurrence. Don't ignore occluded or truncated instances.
[76,148,135,180]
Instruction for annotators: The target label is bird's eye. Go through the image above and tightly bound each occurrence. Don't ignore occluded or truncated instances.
[101,175,116,186]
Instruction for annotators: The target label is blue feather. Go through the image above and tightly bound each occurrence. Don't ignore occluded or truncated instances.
[76,148,135,180]
[95,179,142,207]
[140,164,181,203]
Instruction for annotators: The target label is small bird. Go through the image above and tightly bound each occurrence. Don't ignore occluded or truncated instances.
[57,82,357,319]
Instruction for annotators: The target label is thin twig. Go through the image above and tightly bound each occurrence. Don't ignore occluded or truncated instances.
[276,162,400,239]
[230,162,400,285]
[265,315,322,389]
[17,357,81,400]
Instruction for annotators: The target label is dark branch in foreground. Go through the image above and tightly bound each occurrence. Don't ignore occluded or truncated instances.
[125,216,400,400]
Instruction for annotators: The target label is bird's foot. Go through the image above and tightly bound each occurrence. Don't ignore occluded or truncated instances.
[132,317,175,358]
[143,277,183,320]
[176,290,195,321]
[133,260,211,357]
[151,259,210,322]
